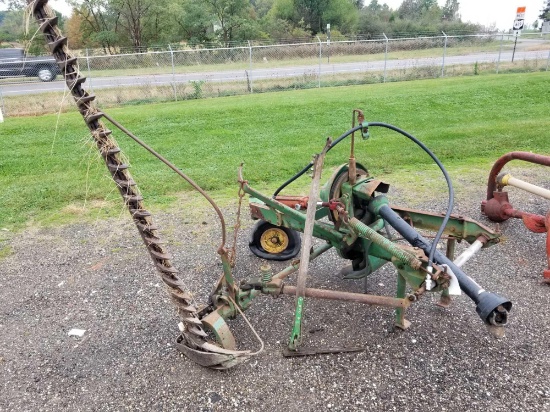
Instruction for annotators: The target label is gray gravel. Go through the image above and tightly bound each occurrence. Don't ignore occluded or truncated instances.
[1,166,549,412]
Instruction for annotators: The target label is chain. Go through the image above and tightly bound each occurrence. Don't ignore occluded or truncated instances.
[229,180,247,267]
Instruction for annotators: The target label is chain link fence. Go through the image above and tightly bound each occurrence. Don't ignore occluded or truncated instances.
[1,33,549,116]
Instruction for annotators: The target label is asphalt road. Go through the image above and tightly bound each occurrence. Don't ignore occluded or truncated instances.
[1,49,548,96]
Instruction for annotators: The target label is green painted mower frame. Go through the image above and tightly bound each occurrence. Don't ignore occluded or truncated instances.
[204,159,500,352]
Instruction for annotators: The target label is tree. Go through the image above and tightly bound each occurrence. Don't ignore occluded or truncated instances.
[65,9,88,49]
[442,0,459,21]
[366,0,382,13]
[294,0,330,34]
[398,0,419,19]
[0,0,25,10]
[540,5,550,22]
[68,0,120,53]
[0,9,24,42]
[323,0,359,35]
[420,0,437,10]
[115,0,151,49]
[67,0,176,51]
[204,0,254,44]
[358,9,390,37]
[268,0,358,35]
[398,0,438,20]
[252,0,275,18]
[268,0,296,22]
[172,0,216,45]
[419,1,442,24]
[0,6,64,51]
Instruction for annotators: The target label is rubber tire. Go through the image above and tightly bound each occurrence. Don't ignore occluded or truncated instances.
[249,221,301,261]
[37,67,56,82]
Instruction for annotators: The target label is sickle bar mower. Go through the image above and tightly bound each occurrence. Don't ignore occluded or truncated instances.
[28,0,512,369]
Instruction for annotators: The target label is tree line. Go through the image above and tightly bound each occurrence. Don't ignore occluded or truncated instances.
[1,0,485,53]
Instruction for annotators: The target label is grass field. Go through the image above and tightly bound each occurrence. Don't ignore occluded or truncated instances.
[1,71,549,230]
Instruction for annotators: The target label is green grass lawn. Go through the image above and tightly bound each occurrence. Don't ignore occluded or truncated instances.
[1,71,549,230]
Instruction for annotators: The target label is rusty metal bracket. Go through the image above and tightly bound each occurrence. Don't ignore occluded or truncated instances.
[481,151,550,282]
[288,138,332,351]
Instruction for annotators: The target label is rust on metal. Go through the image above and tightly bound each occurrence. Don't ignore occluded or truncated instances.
[349,109,364,186]
[436,295,452,308]
[282,346,366,357]
[27,0,249,369]
[545,211,550,284]
[521,213,547,234]
[355,179,390,197]
[271,243,333,282]
[274,195,310,210]
[482,191,514,222]
[484,151,550,201]
[296,139,332,299]
[482,184,546,230]
[202,310,237,350]
[249,203,270,220]
[482,151,550,284]
[281,285,410,308]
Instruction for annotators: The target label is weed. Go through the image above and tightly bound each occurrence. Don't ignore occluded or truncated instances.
[0,245,13,261]
[190,80,205,99]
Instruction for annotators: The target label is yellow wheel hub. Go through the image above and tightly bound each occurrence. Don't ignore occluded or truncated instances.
[260,228,289,254]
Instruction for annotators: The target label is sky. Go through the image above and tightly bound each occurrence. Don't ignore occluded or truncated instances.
[382,0,546,30]
[10,0,550,31]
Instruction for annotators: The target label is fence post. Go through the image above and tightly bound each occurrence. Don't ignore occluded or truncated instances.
[383,33,388,83]
[327,24,331,64]
[85,48,94,94]
[441,31,448,77]
[168,44,177,101]
[248,40,253,93]
[317,36,322,88]
[0,87,4,122]
[496,33,504,74]
[511,33,518,62]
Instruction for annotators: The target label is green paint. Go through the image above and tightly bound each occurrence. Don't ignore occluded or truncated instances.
[212,316,226,330]
[288,297,304,351]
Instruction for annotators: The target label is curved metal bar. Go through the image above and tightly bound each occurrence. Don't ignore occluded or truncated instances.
[272,125,363,197]
[102,113,227,253]
[485,152,550,200]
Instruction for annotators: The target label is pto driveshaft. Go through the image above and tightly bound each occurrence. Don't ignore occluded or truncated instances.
[371,200,512,326]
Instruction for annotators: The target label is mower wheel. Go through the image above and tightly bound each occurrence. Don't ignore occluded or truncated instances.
[249,221,301,261]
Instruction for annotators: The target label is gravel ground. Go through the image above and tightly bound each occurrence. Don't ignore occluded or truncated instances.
[1,167,549,412]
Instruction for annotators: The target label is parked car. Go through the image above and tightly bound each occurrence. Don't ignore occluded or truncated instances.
[0,48,60,82]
